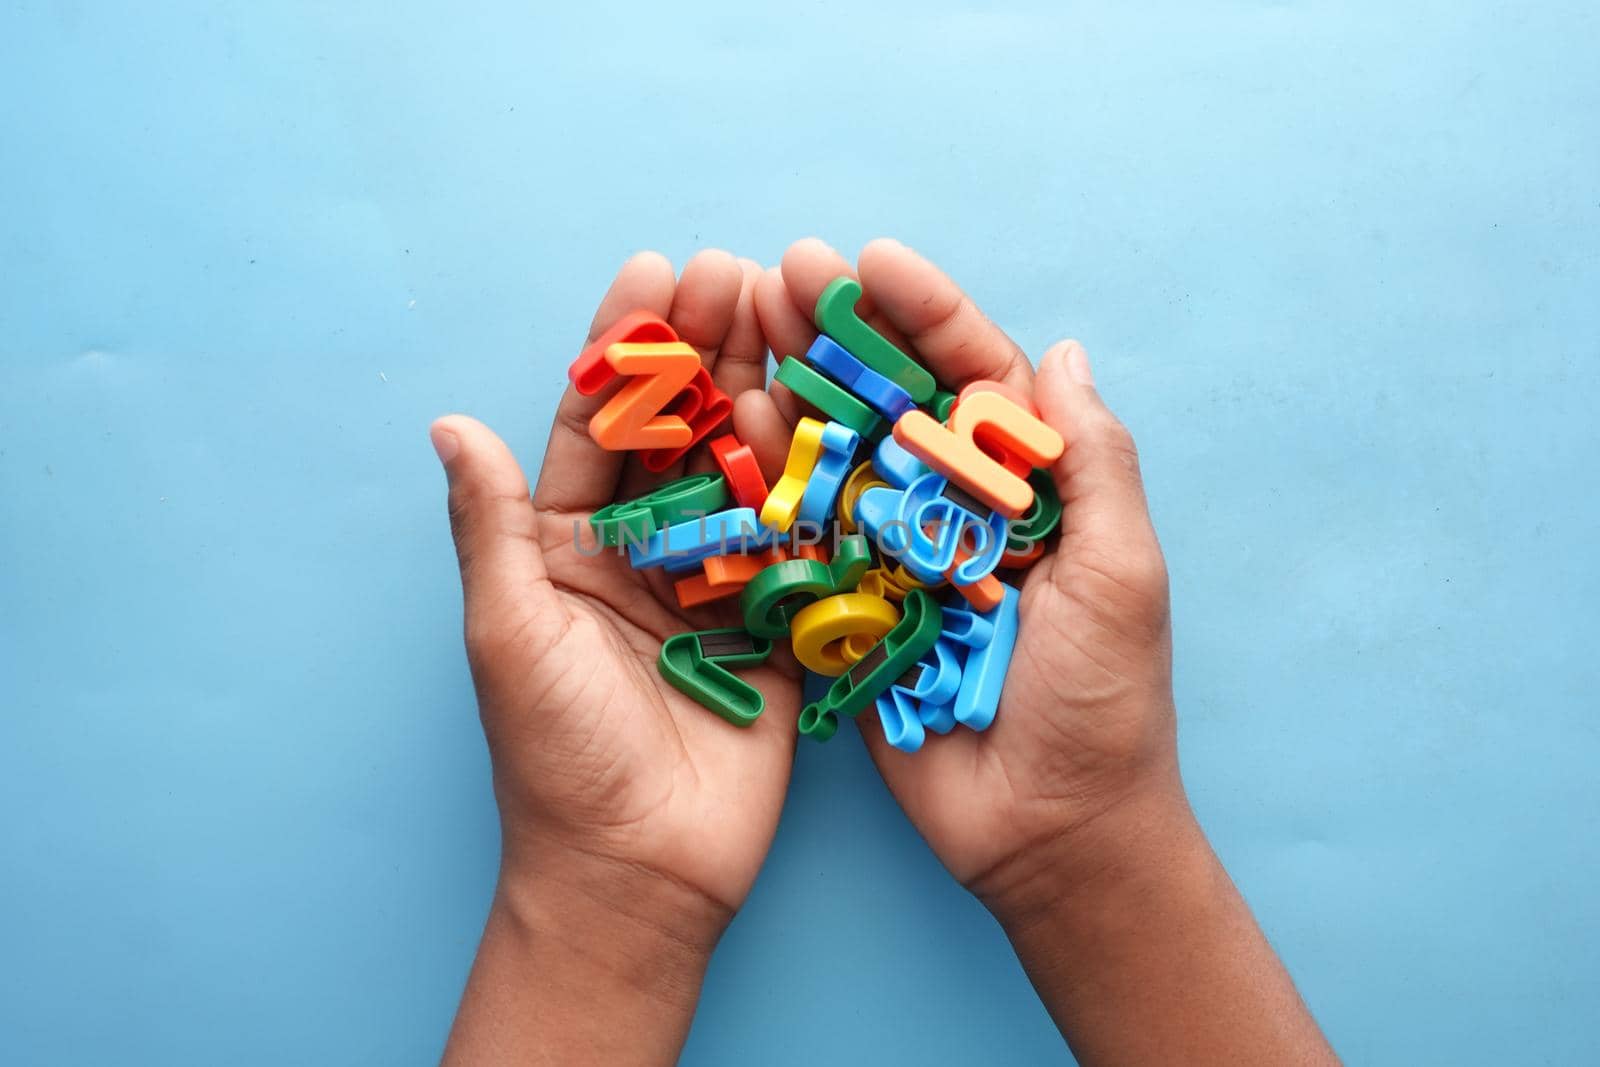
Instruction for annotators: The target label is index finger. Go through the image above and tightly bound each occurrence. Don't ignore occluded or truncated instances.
[856,238,1034,393]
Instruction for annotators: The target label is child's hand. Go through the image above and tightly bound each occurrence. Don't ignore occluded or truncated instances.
[753,241,1336,1065]
[434,250,795,1064]
[749,238,1181,917]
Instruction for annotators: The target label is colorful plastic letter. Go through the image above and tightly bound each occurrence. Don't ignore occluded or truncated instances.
[789,592,899,676]
[804,335,917,421]
[797,588,942,741]
[875,687,926,753]
[739,535,870,637]
[838,631,879,663]
[851,484,911,558]
[907,605,995,734]
[702,546,787,587]
[627,507,775,569]
[813,277,937,403]
[918,691,957,735]
[952,380,1044,478]
[890,564,931,592]
[761,417,826,532]
[857,565,926,603]
[774,357,883,439]
[945,557,1006,612]
[589,472,728,547]
[709,434,770,510]
[672,547,785,609]
[872,434,931,489]
[1005,468,1062,553]
[873,638,965,752]
[837,462,887,536]
[672,570,733,609]
[936,604,996,648]
[856,568,896,601]
[739,559,835,638]
[951,582,1020,730]
[658,628,774,726]
[895,471,1008,585]
[795,421,861,528]
[588,341,701,451]
[569,311,731,470]
[893,387,1065,518]
[637,367,732,473]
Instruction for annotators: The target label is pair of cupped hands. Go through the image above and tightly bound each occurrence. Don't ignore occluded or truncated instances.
[429,237,1180,950]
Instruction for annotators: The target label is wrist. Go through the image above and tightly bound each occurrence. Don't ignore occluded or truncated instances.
[496,840,728,988]
[444,846,723,1066]
[965,776,1340,1064]
[972,768,1202,935]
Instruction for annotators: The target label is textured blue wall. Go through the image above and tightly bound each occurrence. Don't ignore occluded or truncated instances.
[2,2,1596,1063]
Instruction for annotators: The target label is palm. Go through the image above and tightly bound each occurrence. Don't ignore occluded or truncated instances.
[847,542,1172,884]
[483,509,798,910]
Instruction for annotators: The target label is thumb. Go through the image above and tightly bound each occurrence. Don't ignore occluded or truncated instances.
[1033,342,1165,578]
[430,415,556,644]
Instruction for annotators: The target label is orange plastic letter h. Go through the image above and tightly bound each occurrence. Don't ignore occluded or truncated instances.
[892,389,1065,519]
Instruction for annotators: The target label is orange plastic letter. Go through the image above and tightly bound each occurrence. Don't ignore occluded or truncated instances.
[588,341,702,452]
[954,381,1039,478]
[944,540,1006,611]
[893,387,1064,518]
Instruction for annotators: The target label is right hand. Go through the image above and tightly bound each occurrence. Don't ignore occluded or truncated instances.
[430,249,800,941]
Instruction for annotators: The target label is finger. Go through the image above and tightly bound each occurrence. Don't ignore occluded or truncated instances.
[777,237,912,351]
[1033,341,1162,561]
[768,377,804,429]
[669,248,744,366]
[732,389,793,486]
[531,252,677,515]
[763,240,905,431]
[685,258,765,480]
[857,237,1033,393]
[709,258,769,398]
[431,414,559,644]
[754,264,817,361]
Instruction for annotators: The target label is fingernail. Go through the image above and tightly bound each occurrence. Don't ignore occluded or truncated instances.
[1065,343,1095,386]
[430,424,460,467]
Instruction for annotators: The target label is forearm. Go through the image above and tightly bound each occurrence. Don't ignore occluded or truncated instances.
[984,783,1339,1066]
[443,849,724,1066]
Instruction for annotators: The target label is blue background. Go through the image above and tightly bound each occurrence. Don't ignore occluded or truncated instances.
[3,2,1597,1063]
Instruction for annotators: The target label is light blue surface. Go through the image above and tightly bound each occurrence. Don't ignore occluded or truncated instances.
[2,3,1597,1063]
